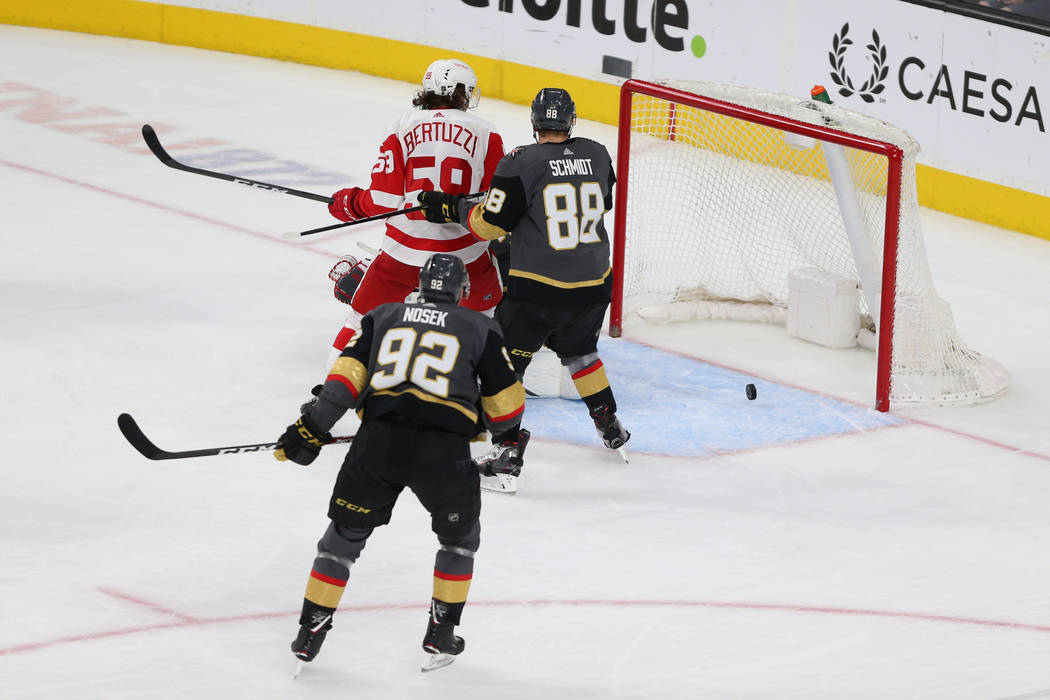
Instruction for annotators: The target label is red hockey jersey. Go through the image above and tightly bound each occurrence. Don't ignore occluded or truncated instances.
[353,108,504,267]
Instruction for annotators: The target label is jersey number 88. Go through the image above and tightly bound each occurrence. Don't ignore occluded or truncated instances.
[541,182,603,250]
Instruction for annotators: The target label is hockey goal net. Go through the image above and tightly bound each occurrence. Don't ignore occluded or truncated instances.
[610,79,1008,411]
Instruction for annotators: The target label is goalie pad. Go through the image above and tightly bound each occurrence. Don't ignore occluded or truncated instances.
[522,347,579,399]
[328,255,371,306]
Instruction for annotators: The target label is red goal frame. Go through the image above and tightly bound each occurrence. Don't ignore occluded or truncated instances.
[608,79,905,412]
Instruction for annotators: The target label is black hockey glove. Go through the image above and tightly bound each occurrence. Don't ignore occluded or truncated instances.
[470,410,489,443]
[275,413,332,466]
[299,384,323,415]
[418,191,463,224]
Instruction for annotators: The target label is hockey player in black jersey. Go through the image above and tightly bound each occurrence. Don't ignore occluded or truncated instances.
[275,253,525,673]
[419,87,630,493]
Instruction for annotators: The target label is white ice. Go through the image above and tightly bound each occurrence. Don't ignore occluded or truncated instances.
[2,25,1050,700]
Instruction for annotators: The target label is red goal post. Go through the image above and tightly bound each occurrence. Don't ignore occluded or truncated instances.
[609,79,1008,411]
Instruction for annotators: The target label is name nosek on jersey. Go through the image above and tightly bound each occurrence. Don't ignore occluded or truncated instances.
[403,306,449,327]
[402,121,478,158]
[549,157,594,176]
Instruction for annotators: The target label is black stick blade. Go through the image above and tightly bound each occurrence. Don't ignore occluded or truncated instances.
[117,412,169,459]
[141,124,175,166]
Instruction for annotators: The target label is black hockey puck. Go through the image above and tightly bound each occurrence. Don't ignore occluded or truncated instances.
[745,383,757,400]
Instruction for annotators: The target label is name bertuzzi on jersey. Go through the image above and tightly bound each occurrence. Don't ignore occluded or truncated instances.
[402,120,479,157]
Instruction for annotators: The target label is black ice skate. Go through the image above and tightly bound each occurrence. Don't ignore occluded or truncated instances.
[421,604,465,672]
[589,405,630,462]
[475,428,530,494]
[291,606,333,678]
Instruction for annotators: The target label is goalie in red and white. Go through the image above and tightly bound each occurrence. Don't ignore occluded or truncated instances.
[324,58,506,367]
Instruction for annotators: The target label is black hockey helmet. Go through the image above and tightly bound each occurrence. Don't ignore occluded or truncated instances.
[418,253,468,304]
[531,87,576,134]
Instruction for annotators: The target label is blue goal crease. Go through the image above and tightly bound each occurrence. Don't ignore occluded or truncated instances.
[520,336,904,457]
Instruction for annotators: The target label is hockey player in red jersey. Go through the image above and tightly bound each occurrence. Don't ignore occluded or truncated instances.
[324,59,506,368]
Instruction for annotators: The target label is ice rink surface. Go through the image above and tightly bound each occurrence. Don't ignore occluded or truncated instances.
[2,25,1050,699]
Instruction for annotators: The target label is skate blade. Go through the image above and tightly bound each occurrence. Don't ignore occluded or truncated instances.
[480,473,517,494]
[616,446,629,463]
[292,660,306,680]
[421,651,458,672]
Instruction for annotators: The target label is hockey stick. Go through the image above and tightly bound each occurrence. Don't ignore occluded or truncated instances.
[282,205,428,240]
[282,191,486,240]
[117,413,353,461]
[141,124,333,203]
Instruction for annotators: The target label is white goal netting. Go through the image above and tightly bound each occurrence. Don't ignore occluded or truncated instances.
[616,80,1008,408]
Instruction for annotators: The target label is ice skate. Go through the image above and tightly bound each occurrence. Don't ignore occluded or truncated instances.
[590,405,630,462]
[474,429,530,494]
[290,608,332,678]
[479,472,518,494]
[421,607,465,672]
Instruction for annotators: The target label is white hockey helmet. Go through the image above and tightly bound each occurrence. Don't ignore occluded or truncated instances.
[421,59,480,109]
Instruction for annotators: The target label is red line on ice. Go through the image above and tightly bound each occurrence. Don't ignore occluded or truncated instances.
[2,595,1048,657]
[0,157,335,257]
[96,587,199,622]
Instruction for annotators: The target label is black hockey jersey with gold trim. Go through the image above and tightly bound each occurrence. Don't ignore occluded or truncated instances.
[462,137,616,306]
[309,301,524,437]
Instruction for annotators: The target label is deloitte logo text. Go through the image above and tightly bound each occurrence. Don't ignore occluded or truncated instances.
[828,22,1045,131]
[460,0,707,57]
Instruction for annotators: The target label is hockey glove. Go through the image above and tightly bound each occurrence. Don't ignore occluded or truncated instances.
[329,187,366,222]
[417,191,463,224]
[470,411,489,443]
[275,414,332,466]
[329,255,370,305]
[299,384,323,415]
